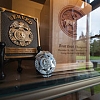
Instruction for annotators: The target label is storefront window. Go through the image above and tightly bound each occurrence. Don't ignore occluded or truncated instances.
[0,0,100,100]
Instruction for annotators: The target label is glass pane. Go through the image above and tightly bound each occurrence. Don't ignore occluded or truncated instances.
[1,1,100,100]
[90,6,100,71]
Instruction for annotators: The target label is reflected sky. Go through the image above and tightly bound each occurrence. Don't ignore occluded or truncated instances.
[91,6,100,35]
[77,5,100,40]
[90,0,94,3]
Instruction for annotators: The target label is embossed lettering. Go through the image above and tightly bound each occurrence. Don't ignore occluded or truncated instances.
[8,14,32,25]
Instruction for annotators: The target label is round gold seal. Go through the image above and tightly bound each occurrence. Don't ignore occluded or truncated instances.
[9,21,33,46]
[58,6,84,38]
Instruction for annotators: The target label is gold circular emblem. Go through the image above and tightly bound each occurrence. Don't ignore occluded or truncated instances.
[58,6,84,38]
[9,21,33,46]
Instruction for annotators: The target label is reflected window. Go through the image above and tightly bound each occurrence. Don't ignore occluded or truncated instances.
[90,6,100,67]
[90,6,100,36]
[77,15,86,40]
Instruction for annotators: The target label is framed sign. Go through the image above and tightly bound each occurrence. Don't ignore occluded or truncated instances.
[0,7,40,58]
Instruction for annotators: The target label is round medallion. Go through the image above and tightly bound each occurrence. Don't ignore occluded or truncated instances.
[9,21,33,46]
[35,51,56,77]
[58,6,84,38]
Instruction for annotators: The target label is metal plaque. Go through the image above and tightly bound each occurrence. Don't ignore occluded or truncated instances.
[35,51,56,77]
[0,8,40,58]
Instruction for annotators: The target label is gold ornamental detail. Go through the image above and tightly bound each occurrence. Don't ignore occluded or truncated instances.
[9,21,33,46]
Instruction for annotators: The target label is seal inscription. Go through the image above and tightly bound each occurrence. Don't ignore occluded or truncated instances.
[58,6,84,38]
